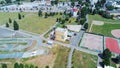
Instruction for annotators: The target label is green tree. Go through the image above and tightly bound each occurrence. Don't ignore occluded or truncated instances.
[84,23,88,29]
[54,0,58,5]
[30,64,34,68]
[44,12,48,18]
[2,64,7,68]
[45,66,49,68]
[86,0,90,3]
[16,0,20,2]
[101,0,106,5]
[80,18,86,25]
[19,63,24,68]
[61,19,65,24]
[5,0,11,3]
[81,7,88,18]
[38,10,42,17]
[103,48,112,59]
[13,20,19,30]
[35,66,38,68]
[6,22,9,28]
[78,0,82,4]
[68,12,72,17]
[18,13,22,20]
[25,64,29,68]
[30,0,35,2]
[103,58,110,66]
[56,18,59,22]
[71,2,75,7]
[14,63,19,68]
[9,18,12,23]
[106,6,115,10]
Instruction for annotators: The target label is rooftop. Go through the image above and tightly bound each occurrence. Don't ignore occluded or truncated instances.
[55,27,67,33]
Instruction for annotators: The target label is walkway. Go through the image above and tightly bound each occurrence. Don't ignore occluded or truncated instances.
[67,48,74,68]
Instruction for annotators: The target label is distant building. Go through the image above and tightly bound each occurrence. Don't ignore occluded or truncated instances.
[90,0,99,4]
[55,27,68,42]
[105,0,120,8]
[72,7,78,17]
[107,10,120,16]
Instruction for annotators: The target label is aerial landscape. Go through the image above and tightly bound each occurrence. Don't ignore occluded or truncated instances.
[0,0,120,68]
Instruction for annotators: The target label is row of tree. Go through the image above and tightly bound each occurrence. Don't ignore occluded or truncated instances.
[5,13,23,30]
[1,63,39,68]
[6,20,19,30]
[38,10,63,18]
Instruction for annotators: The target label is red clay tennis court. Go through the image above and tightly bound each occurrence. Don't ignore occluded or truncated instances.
[106,38,120,54]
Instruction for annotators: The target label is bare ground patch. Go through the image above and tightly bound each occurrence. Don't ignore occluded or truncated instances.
[24,53,56,68]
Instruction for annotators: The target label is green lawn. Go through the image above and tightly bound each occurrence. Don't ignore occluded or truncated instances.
[18,13,61,34]
[72,50,97,68]
[92,23,120,37]
[88,14,120,37]
[0,12,31,25]
[53,46,70,68]
[0,12,62,34]
[0,12,19,25]
[57,17,77,28]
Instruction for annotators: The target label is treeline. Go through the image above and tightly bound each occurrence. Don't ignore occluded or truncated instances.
[1,62,38,68]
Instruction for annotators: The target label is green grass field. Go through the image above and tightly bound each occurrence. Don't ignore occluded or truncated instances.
[72,50,97,68]
[92,23,120,37]
[88,14,120,37]
[0,12,62,34]
[0,12,31,25]
[18,13,61,34]
[53,46,70,68]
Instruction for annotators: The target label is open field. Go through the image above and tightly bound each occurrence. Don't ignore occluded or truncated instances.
[18,14,60,34]
[0,12,30,25]
[53,46,70,68]
[72,50,98,68]
[88,14,120,37]
[0,12,62,34]
[57,17,77,28]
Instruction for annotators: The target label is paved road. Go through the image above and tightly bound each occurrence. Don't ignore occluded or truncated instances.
[40,36,98,55]
[68,30,84,68]
[70,30,85,46]
[82,14,88,29]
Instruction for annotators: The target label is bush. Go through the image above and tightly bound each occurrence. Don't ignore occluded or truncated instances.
[84,23,88,29]
[9,18,12,23]
[6,23,9,28]
[80,18,86,25]
[2,64,7,68]
[18,13,22,19]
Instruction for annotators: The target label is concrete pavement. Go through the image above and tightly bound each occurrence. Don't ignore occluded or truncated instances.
[67,48,74,68]
[70,30,85,46]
